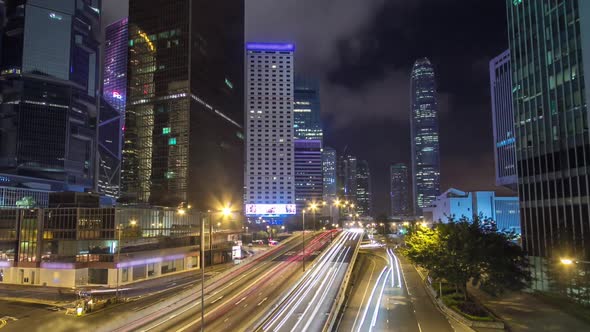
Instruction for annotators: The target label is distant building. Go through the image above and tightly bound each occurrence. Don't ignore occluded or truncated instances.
[490,50,517,191]
[424,188,520,234]
[322,147,337,203]
[294,139,323,212]
[0,0,101,194]
[338,154,357,204]
[410,57,441,215]
[390,163,410,217]
[294,77,322,140]
[123,0,244,209]
[245,43,295,217]
[356,160,372,217]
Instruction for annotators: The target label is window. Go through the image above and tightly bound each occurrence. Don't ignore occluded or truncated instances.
[168,137,177,145]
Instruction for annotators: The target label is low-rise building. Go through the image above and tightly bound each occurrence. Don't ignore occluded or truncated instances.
[424,188,520,234]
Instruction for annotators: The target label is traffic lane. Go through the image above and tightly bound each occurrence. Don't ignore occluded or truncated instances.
[397,253,454,332]
[337,250,386,331]
[134,233,329,332]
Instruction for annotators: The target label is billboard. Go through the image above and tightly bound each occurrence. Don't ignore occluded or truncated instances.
[245,204,296,215]
[232,246,242,260]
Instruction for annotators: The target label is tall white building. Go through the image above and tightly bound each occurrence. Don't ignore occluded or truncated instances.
[245,43,296,215]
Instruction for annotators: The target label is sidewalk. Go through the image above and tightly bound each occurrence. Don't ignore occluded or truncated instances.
[468,285,589,331]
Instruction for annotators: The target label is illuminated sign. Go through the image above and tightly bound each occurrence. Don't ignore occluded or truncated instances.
[245,204,296,215]
[246,43,295,52]
[232,246,242,260]
[112,91,123,100]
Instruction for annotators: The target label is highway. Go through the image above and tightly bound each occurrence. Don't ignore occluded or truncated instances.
[255,230,361,332]
[338,246,464,332]
[109,230,337,332]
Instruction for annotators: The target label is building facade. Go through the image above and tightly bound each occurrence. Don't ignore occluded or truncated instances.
[123,0,244,210]
[322,147,337,202]
[425,188,520,234]
[293,77,322,140]
[337,154,357,204]
[490,49,518,191]
[294,139,323,212]
[410,57,441,215]
[390,163,410,217]
[507,0,590,300]
[244,42,295,214]
[98,17,128,199]
[356,160,372,217]
[0,0,101,194]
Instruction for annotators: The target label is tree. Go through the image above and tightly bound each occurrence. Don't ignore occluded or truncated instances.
[403,216,531,298]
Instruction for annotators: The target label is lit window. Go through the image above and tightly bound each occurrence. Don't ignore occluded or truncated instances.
[162,127,171,134]
[168,138,177,145]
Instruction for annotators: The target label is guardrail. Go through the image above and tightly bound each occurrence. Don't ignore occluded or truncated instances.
[322,233,362,332]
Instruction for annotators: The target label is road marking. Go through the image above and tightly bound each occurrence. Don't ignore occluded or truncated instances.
[257,297,268,306]
[352,256,377,330]
[243,303,248,308]
[0,319,6,329]
[418,322,423,332]
[235,296,247,305]
[211,296,224,304]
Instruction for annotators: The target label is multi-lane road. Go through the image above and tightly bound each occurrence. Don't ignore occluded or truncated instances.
[339,246,466,332]
[255,230,361,332]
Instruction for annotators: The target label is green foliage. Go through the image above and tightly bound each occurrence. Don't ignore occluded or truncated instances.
[403,215,531,296]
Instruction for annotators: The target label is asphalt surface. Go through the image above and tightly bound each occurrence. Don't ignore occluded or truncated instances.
[338,247,459,332]
[0,234,315,332]
[109,230,335,332]
[256,230,361,332]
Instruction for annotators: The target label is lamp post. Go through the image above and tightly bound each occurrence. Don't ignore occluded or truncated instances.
[302,209,306,272]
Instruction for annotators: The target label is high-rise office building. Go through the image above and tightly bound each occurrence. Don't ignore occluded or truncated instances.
[294,77,322,140]
[490,49,517,191]
[123,0,244,209]
[356,159,372,217]
[507,0,590,300]
[338,154,357,204]
[390,163,410,217]
[244,43,295,217]
[322,146,337,202]
[294,139,323,212]
[0,0,101,196]
[410,57,441,215]
[98,17,128,198]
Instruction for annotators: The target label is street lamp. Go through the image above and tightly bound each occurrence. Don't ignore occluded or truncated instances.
[561,258,574,265]
[309,202,319,231]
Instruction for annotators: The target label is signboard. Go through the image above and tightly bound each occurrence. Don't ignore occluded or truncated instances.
[232,246,242,260]
[245,204,296,215]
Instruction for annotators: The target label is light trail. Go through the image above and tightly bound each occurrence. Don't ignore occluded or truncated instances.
[370,268,391,331]
[355,266,388,332]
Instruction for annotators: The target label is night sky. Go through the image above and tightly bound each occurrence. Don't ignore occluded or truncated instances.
[103,0,513,216]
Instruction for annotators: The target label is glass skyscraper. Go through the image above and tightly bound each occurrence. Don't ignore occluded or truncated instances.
[0,0,101,193]
[390,163,410,217]
[410,57,441,215]
[490,49,518,191]
[123,0,244,210]
[322,146,337,203]
[507,0,590,300]
[99,17,128,198]
[294,77,322,140]
[294,139,323,212]
[356,160,372,217]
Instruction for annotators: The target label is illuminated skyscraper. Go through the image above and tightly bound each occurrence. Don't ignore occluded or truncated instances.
[322,146,337,203]
[294,77,322,140]
[507,0,590,300]
[356,160,372,217]
[410,57,441,215]
[245,43,295,212]
[294,139,323,212]
[123,0,244,209]
[338,154,357,204]
[99,17,128,198]
[0,0,101,194]
[390,163,410,217]
[490,49,517,191]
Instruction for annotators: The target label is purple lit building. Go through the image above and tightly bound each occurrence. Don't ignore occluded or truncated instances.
[98,18,128,198]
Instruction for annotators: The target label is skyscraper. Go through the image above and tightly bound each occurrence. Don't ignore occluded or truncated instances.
[338,154,357,205]
[294,77,322,140]
[123,0,244,209]
[322,146,337,203]
[390,163,410,217]
[410,57,441,215]
[507,0,590,299]
[245,43,295,217]
[490,49,517,191]
[294,139,323,212]
[98,17,128,198]
[0,0,101,195]
[356,160,372,217]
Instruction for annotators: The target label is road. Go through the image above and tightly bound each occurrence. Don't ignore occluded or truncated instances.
[338,247,460,332]
[0,232,328,332]
[111,230,336,332]
[256,230,361,332]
